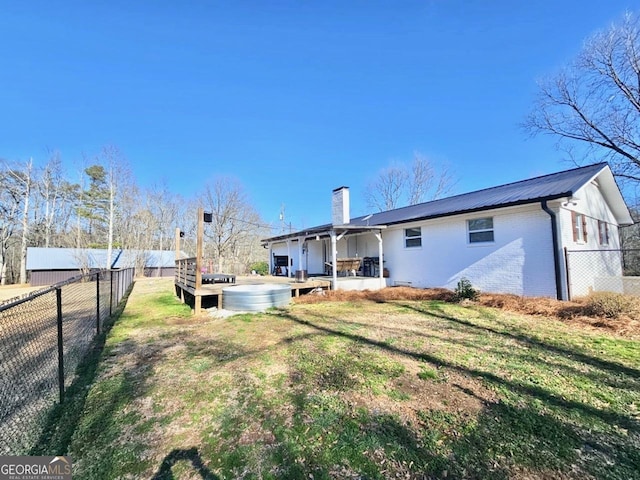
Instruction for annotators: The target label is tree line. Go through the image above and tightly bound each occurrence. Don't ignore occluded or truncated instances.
[0,147,269,285]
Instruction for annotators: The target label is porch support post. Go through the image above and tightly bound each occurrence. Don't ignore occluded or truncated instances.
[196,207,203,290]
[330,230,338,289]
[286,239,292,277]
[375,231,384,287]
[297,238,304,275]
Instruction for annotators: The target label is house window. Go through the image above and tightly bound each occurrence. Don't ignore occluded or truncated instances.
[404,227,422,248]
[468,217,494,243]
[571,211,588,243]
[598,220,609,245]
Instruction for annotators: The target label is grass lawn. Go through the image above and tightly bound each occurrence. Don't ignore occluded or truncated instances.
[40,278,640,479]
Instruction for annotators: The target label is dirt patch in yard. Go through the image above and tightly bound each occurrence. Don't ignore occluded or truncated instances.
[295,287,640,338]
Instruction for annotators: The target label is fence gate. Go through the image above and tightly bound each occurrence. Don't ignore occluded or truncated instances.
[565,248,640,300]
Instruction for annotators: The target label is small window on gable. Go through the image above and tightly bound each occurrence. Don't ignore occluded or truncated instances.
[404,227,422,248]
[598,220,609,245]
[468,217,494,243]
[571,211,588,243]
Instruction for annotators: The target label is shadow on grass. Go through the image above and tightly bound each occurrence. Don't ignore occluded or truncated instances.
[406,302,640,380]
[29,282,135,456]
[301,308,640,393]
[152,448,220,480]
[273,310,639,478]
[287,310,639,429]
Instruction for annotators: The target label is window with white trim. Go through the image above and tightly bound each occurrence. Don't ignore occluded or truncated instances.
[404,227,422,248]
[598,220,609,245]
[468,217,494,243]
[571,211,587,243]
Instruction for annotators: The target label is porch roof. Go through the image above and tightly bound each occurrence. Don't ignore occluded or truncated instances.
[262,224,386,244]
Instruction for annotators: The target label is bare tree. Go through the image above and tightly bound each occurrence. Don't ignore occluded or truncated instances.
[408,153,455,205]
[525,11,640,186]
[38,151,63,248]
[365,153,455,212]
[17,160,33,284]
[98,145,130,269]
[365,162,407,212]
[147,181,181,253]
[34,151,82,249]
[2,159,35,284]
[201,177,264,273]
[0,165,22,284]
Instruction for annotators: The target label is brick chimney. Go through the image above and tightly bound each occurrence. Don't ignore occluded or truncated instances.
[332,186,350,226]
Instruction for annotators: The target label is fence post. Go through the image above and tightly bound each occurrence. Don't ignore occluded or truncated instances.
[110,270,114,317]
[564,248,572,301]
[56,287,65,404]
[96,273,101,334]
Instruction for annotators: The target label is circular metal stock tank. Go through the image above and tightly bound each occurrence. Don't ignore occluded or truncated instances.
[222,284,291,312]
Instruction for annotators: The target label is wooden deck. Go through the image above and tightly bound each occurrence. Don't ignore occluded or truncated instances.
[175,271,331,314]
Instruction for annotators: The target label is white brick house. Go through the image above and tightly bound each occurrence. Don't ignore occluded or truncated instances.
[263,163,633,299]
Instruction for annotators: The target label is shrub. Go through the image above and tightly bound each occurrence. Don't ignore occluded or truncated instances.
[454,277,479,301]
[249,261,269,276]
[583,291,638,319]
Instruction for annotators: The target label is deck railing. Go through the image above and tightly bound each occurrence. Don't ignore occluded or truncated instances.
[175,257,198,290]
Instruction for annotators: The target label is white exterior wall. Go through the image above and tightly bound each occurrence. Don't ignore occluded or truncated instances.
[559,181,624,297]
[266,179,627,298]
[381,205,557,297]
[558,182,621,251]
[306,240,325,274]
[270,242,294,275]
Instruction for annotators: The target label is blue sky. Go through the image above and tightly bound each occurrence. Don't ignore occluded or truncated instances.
[0,0,635,231]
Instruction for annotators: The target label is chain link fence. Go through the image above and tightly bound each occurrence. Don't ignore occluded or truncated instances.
[565,249,640,300]
[0,268,134,454]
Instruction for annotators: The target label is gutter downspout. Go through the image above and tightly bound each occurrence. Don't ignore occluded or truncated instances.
[541,200,563,300]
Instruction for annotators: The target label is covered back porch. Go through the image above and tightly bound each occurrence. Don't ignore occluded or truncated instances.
[263,224,388,291]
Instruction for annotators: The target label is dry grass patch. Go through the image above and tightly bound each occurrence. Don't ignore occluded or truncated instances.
[296,286,640,338]
[295,286,456,304]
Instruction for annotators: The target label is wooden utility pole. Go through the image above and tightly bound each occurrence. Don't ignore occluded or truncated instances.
[175,227,181,260]
[195,207,204,314]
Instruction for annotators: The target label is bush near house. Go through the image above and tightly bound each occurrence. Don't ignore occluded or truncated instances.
[249,261,269,276]
[583,291,640,319]
[454,277,479,301]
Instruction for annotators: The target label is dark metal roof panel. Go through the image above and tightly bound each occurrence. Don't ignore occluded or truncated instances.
[349,163,606,226]
[262,163,611,242]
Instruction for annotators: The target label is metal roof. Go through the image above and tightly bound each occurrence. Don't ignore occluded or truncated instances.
[351,162,609,227]
[264,163,633,242]
[26,248,177,270]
